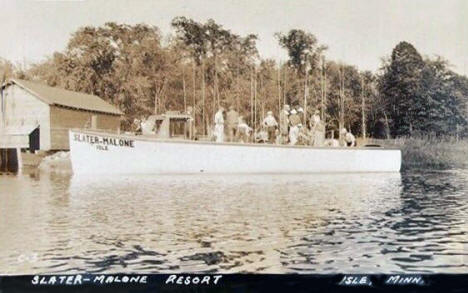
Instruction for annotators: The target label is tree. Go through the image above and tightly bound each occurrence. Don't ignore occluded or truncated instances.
[276,29,327,109]
[378,41,425,136]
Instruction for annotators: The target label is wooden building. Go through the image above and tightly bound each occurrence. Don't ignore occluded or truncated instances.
[0,78,123,152]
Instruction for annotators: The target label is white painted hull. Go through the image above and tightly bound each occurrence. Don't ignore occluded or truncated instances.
[69,129,401,174]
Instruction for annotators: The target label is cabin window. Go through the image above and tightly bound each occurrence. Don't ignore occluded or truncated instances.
[170,119,186,137]
[153,120,163,133]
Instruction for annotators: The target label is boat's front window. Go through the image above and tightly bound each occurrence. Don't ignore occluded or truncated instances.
[153,120,163,134]
[169,119,187,137]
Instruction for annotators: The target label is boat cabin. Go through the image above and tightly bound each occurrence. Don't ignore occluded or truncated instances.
[141,111,193,139]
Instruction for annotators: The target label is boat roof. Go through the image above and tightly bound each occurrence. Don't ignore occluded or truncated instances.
[149,111,192,120]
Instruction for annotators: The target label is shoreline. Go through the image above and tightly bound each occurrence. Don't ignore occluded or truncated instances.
[368,137,468,171]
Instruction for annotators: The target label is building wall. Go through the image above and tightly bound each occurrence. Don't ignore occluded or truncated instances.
[50,106,121,150]
[0,85,51,150]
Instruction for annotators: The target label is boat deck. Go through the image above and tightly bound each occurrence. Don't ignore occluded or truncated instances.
[72,129,400,150]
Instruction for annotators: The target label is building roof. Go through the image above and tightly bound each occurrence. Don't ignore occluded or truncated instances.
[5,78,123,115]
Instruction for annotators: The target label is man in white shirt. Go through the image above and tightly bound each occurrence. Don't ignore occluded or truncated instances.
[214,106,225,143]
[341,128,356,147]
[262,111,278,143]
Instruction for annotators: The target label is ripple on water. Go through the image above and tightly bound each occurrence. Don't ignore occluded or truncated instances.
[0,170,468,274]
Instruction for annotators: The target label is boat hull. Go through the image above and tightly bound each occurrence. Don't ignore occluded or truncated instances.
[69,130,401,174]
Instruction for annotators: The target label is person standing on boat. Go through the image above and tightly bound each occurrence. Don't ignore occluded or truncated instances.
[226,105,239,142]
[308,109,321,145]
[262,111,278,144]
[185,106,195,139]
[214,106,225,143]
[133,118,142,135]
[237,116,252,143]
[297,107,304,125]
[279,104,290,144]
[341,128,356,147]
[288,109,301,145]
[310,109,321,129]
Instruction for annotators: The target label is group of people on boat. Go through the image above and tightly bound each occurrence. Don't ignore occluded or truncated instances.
[210,104,356,147]
[213,106,253,143]
[131,104,356,147]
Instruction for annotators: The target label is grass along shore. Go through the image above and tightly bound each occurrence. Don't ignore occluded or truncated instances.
[368,137,468,171]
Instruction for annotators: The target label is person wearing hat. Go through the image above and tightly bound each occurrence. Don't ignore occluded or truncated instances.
[214,106,225,143]
[288,109,301,145]
[341,128,356,147]
[279,104,290,144]
[307,109,322,145]
[262,111,278,143]
[311,109,321,128]
[226,105,239,142]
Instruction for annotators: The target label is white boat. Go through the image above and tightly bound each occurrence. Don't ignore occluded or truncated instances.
[69,114,401,175]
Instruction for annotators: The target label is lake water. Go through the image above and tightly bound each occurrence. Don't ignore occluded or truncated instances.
[1,170,467,274]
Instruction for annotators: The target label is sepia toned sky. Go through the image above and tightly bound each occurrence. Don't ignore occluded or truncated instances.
[1,0,467,74]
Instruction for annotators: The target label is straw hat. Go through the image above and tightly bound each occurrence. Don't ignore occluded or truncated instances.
[341,128,347,134]
[290,109,297,115]
[297,107,304,113]
[267,111,273,115]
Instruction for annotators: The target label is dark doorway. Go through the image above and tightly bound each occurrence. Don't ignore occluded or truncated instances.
[29,127,40,153]
[0,148,18,173]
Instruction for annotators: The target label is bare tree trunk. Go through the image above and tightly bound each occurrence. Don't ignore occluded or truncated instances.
[277,61,281,117]
[154,93,158,114]
[250,66,254,127]
[201,59,206,135]
[192,62,196,129]
[320,56,325,121]
[361,76,366,139]
[303,68,308,123]
[323,61,327,127]
[283,66,287,105]
[182,65,187,112]
[339,64,345,143]
[236,66,240,112]
[214,55,220,108]
[383,111,390,139]
[253,65,257,135]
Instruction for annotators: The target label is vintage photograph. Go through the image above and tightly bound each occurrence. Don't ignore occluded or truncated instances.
[0,0,467,276]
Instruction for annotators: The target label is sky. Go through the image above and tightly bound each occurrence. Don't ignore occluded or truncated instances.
[1,0,467,74]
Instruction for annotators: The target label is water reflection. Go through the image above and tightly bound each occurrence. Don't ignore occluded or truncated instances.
[1,170,467,274]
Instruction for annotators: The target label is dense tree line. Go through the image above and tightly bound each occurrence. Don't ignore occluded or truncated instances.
[1,19,467,138]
